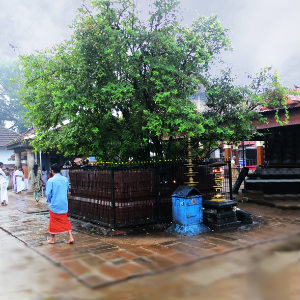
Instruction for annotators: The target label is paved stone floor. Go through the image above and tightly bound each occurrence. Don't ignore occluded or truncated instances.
[0,190,299,300]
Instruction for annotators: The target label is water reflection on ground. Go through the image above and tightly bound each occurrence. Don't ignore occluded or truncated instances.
[0,191,299,300]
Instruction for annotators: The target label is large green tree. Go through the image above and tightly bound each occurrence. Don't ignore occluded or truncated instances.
[19,0,231,160]
[0,61,27,133]
[193,67,289,158]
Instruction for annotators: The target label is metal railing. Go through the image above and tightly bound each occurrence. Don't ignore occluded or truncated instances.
[68,161,234,228]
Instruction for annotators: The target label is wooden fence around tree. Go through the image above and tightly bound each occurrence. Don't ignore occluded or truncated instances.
[68,162,232,228]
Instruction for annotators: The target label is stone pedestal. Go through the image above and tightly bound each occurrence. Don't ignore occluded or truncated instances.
[203,200,241,232]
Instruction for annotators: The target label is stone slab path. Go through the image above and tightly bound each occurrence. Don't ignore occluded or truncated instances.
[0,190,299,299]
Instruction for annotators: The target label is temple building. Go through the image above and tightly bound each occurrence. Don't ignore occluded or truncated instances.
[0,126,20,166]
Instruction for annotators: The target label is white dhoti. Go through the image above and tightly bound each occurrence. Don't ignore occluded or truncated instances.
[16,177,25,193]
[0,180,8,204]
[24,178,29,190]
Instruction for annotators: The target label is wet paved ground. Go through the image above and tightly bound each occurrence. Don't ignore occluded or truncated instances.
[0,190,299,300]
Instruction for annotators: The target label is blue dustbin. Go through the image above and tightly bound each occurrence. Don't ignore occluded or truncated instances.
[167,185,210,235]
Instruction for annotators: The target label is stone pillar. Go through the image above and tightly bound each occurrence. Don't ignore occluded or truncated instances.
[26,149,35,193]
[26,149,35,175]
[224,144,231,161]
[256,141,265,166]
[15,151,21,167]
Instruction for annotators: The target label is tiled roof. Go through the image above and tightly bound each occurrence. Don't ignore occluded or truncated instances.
[255,108,300,129]
[260,94,300,112]
[7,128,35,146]
[0,126,20,147]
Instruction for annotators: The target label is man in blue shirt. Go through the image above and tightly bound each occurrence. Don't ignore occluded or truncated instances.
[46,163,74,244]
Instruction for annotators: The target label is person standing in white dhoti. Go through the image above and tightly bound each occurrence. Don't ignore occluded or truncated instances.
[0,162,9,206]
[12,166,17,193]
[15,166,25,194]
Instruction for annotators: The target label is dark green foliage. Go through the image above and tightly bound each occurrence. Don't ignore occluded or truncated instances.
[196,67,289,157]
[0,61,28,133]
[19,0,230,160]
[19,0,285,160]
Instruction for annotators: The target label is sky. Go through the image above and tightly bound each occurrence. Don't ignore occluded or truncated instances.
[0,0,299,87]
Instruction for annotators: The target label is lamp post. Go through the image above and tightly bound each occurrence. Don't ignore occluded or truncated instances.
[39,151,43,197]
[184,137,198,187]
[167,136,209,235]
[211,166,226,202]
[202,162,241,231]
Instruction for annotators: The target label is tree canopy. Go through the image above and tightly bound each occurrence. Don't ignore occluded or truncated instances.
[19,0,285,161]
[19,0,231,160]
[0,61,27,133]
[198,67,289,157]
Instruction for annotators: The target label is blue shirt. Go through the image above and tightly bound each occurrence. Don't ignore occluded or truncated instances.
[46,173,69,214]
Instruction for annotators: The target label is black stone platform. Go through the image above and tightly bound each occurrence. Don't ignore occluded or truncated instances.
[203,200,241,232]
[245,167,300,194]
